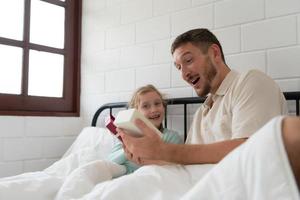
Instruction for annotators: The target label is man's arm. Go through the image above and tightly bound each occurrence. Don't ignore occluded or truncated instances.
[160,138,246,164]
[119,119,246,165]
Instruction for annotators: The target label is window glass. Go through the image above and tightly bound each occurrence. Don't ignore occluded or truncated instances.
[0,45,22,94]
[28,50,64,97]
[0,0,24,40]
[30,0,65,48]
[0,0,80,116]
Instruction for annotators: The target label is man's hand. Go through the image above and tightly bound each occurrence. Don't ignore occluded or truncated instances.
[118,119,164,164]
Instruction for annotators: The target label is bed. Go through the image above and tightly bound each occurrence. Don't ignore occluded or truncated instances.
[0,92,299,200]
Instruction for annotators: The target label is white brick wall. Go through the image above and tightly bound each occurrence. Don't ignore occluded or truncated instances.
[171,5,214,36]
[120,44,153,67]
[3,138,43,161]
[105,69,135,92]
[298,15,300,43]
[192,0,220,6]
[241,16,297,51]
[265,0,300,18]
[95,49,120,71]
[214,26,241,54]
[161,87,194,98]
[153,39,173,64]
[94,6,121,30]
[0,117,25,137]
[226,51,266,73]
[1,0,300,178]
[136,15,170,43]
[121,0,152,24]
[0,162,23,177]
[267,46,300,79]
[153,0,191,16]
[42,138,74,158]
[82,27,105,53]
[276,79,300,92]
[23,159,58,173]
[106,24,135,49]
[0,116,82,177]
[81,72,105,95]
[215,0,264,28]
[136,64,171,88]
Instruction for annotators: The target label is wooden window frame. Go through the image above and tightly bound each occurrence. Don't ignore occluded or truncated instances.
[0,0,81,116]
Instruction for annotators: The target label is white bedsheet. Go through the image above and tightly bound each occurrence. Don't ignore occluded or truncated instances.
[56,162,213,200]
[181,116,300,200]
[0,127,118,200]
[0,117,299,200]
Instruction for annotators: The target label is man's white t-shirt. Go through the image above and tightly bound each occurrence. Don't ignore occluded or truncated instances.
[186,69,287,144]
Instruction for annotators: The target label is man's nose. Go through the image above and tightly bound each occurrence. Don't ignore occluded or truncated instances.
[181,66,190,80]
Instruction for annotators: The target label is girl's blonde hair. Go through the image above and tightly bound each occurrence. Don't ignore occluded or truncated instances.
[128,84,167,109]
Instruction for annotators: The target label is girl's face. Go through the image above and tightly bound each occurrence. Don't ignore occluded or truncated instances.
[137,91,165,129]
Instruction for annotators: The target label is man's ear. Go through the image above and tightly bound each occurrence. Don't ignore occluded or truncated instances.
[208,44,223,64]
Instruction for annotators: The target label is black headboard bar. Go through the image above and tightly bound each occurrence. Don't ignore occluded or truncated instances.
[184,104,187,140]
[283,91,300,100]
[166,96,206,105]
[284,91,300,116]
[91,92,300,134]
[296,99,299,116]
[91,102,127,127]
[165,97,206,138]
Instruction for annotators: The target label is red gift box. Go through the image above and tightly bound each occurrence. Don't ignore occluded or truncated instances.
[105,114,122,142]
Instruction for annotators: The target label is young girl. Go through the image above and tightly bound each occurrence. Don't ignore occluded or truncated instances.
[54,85,182,200]
[108,84,183,174]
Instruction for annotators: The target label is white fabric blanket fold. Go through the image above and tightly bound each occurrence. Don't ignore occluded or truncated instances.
[55,160,126,200]
[0,117,299,200]
[77,164,213,200]
[0,127,118,200]
[181,116,300,200]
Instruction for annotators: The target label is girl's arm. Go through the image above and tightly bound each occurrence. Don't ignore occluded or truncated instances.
[107,142,127,165]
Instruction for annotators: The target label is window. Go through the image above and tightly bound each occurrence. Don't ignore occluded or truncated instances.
[0,0,81,116]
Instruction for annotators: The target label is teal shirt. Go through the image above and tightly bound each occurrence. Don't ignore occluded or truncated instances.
[107,128,183,174]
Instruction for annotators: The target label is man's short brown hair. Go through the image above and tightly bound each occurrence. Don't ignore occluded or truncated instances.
[171,28,225,62]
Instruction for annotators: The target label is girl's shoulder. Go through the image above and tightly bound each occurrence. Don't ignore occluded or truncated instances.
[162,128,179,135]
[162,128,184,144]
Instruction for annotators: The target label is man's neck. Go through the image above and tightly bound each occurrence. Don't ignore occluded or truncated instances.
[210,64,231,95]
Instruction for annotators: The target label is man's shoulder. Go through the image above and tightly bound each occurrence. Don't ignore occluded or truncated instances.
[221,69,270,96]
[231,69,284,106]
[239,69,269,82]
[235,69,275,90]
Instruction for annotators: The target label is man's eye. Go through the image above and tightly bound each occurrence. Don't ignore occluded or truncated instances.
[176,65,181,70]
[186,59,192,63]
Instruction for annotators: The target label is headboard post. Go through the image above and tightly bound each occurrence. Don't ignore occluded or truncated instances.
[296,100,299,115]
[184,104,187,140]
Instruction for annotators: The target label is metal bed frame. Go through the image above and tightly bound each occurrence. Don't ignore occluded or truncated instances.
[92,91,300,140]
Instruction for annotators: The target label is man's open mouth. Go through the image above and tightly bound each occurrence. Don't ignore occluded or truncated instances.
[191,77,200,85]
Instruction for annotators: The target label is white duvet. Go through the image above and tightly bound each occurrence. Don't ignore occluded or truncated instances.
[0,117,298,200]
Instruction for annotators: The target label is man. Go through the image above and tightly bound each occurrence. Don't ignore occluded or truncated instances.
[119,28,287,165]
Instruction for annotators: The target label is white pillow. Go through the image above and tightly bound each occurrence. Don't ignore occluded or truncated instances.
[44,127,119,178]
